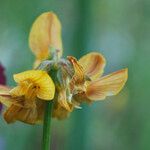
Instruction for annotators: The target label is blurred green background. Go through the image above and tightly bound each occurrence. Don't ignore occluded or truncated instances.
[0,0,150,150]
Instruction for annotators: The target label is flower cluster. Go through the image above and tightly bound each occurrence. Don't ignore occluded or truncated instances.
[0,12,128,124]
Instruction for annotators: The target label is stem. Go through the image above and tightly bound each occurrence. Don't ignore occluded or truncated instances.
[42,101,53,150]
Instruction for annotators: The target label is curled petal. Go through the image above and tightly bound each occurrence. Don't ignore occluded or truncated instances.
[13,70,55,100]
[57,89,72,111]
[29,12,63,67]
[52,102,73,120]
[4,99,38,124]
[67,56,85,92]
[86,69,128,100]
[72,92,90,105]
[79,52,106,80]
[1,96,45,124]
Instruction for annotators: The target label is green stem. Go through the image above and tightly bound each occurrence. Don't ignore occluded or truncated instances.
[42,101,53,150]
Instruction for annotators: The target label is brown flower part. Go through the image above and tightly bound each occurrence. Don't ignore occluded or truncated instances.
[69,52,128,105]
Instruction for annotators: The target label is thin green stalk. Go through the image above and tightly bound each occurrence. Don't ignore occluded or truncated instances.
[42,101,53,150]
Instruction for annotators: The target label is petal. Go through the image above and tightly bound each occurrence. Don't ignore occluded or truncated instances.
[33,59,43,69]
[79,52,106,80]
[36,99,45,124]
[0,85,10,96]
[13,70,45,83]
[4,102,38,124]
[67,56,85,92]
[52,101,73,120]
[72,92,91,104]
[57,89,72,111]
[68,56,84,83]
[0,95,13,107]
[13,70,55,100]
[0,85,12,110]
[86,69,128,100]
[29,12,63,63]
[36,74,55,100]
[10,85,27,97]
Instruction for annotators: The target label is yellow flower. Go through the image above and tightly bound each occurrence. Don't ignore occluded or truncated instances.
[0,12,128,122]
[0,70,55,124]
[29,12,63,68]
[68,52,128,103]
[10,70,55,100]
[52,52,128,119]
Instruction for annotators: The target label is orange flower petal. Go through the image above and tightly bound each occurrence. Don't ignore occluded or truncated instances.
[29,12,63,67]
[52,102,73,120]
[67,56,85,88]
[79,52,106,80]
[36,99,45,124]
[57,89,72,111]
[86,69,128,100]
[68,56,84,82]
[4,102,38,124]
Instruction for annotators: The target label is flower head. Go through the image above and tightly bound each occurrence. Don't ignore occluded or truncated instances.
[10,70,55,100]
[0,70,55,124]
[0,12,128,124]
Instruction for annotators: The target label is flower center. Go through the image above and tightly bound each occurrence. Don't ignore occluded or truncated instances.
[22,81,40,101]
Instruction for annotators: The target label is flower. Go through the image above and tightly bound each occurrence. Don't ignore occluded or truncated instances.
[51,53,128,119]
[68,53,128,103]
[28,12,128,120]
[0,70,55,124]
[0,12,128,123]
[29,12,63,68]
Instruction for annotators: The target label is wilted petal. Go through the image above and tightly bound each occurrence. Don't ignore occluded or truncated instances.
[4,98,38,124]
[29,12,63,67]
[52,101,73,120]
[79,52,106,80]
[36,99,45,123]
[72,92,91,104]
[86,69,128,100]
[67,56,85,93]
[57,89,72,111]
